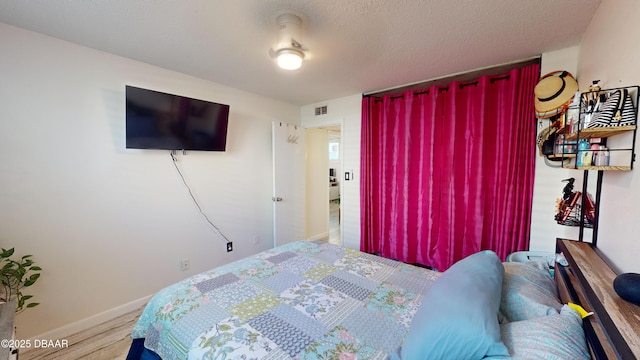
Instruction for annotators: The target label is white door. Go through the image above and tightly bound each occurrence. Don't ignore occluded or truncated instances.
[272,121,306,246]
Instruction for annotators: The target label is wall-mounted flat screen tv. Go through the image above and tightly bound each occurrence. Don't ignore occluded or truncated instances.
[126,85,230,151]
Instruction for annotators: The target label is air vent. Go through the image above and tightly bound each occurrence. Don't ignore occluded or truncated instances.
[315,105,327,116]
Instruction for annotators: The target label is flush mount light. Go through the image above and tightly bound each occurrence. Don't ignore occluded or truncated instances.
[276,48,305,70]
[270,13,308,71]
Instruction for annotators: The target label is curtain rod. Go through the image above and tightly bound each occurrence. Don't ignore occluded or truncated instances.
[373,76,512,103]
[363,56,540,97]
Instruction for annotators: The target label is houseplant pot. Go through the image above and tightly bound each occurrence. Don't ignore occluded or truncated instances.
[0,299,17,360]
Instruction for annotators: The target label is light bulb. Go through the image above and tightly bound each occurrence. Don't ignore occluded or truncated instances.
[276,49,304,70]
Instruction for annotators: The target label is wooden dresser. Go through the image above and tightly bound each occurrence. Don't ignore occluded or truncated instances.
[555,238,640,359]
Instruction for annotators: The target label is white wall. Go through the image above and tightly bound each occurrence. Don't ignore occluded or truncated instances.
[529,46,585,253]
[0,23,300,338]
[576,0,640,274]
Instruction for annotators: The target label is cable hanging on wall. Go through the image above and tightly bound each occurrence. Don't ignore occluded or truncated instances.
[170,152,232,245]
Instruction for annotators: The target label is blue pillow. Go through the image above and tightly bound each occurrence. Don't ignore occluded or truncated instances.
[401,250,509,360]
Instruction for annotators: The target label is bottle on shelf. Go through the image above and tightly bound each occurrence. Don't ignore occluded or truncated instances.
[582,150,593,167]
[590,145,606,166]
[576,139,589,167]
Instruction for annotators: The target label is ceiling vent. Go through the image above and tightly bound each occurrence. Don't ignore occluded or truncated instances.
[315,105,327,116]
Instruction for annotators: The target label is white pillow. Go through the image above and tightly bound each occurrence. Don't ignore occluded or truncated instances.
[498,305,590,359]
[500,261,561,322]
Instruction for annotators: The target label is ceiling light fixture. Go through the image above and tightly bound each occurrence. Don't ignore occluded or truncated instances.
[272,13,307,71]
[276,48,304,70]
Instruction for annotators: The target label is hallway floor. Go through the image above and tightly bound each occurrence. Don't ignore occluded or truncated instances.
[329,200,340,245]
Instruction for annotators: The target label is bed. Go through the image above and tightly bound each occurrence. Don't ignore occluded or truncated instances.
[126,239,634,359]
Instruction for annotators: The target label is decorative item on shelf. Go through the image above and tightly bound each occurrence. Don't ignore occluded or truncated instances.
[581,150,593,167]
[555,191,581,225]
[575,139,589,167]
[554,133,564,155]
[592,144,610,166]
[534,70,579,119]
[613,273,640,306]
[587,88,636,128]
[583,80,602,94]
[562,140,577,155]
[600,148,610,166]
[554,178,595,227]
[580,80,602,128]
[566,105,580,134]
[538,113,574,163]
[555,178,578,224]
[557,84,638,170]
[583,192,596,223]
[541,128,558,157]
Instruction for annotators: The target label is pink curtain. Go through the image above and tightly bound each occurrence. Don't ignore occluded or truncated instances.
[361,63,540,271]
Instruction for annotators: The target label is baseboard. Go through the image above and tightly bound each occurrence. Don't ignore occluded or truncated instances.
[27,294,151,343]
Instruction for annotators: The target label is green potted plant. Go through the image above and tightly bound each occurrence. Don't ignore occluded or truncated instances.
[0,248,42,313]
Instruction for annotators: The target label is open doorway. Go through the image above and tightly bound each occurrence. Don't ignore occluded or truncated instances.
[305,123,342,246]
[327,126,341,245]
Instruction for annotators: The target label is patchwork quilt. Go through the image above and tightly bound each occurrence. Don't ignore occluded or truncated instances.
[131,240,441,359]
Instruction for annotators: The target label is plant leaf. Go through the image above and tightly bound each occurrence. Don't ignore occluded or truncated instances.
[24,274,41,287]
[1,247,41,313]
[1,248,15,258]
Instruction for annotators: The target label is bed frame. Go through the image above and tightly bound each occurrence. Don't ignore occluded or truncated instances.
[555,238,640,359]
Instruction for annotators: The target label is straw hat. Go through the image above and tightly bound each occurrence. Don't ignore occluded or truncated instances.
[534,71,578,118]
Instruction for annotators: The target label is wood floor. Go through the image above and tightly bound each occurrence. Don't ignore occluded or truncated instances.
[20,304,144,360]
[329,200,340,245]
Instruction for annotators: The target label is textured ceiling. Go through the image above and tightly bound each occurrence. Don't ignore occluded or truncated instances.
[0,0,601,106]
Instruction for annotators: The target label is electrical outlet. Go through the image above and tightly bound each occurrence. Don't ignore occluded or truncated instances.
[180,258,190,271]
[226,242,233,252]
[254,235,261,245]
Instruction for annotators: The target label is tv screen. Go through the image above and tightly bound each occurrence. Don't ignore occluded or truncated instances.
[126,85,230,151]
